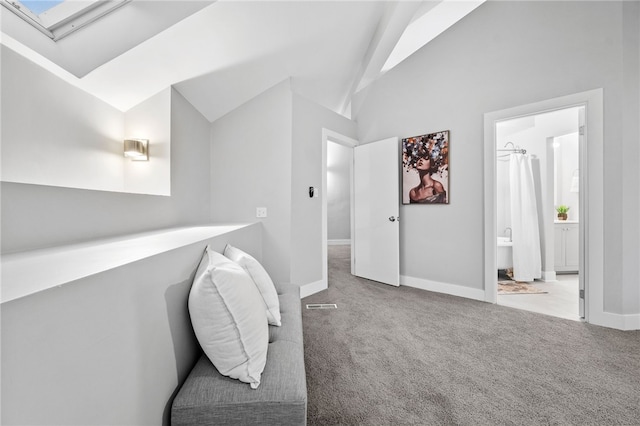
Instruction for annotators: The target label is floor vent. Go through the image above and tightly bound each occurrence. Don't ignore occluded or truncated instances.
[306,303,337,310]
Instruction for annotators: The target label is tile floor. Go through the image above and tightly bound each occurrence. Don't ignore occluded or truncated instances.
[497,274,581,321]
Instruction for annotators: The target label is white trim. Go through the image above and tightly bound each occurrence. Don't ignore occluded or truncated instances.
[299,280,326,299]
[328,239,351,246]
[484,89,605,326]
[540,271,557,282]
[401,275,486,302]
[324,129,358,148]
[588,312,640,331]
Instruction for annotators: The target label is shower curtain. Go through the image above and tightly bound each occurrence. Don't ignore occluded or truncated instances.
[509,153,542,282]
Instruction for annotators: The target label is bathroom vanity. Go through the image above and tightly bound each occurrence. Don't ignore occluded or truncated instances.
[554,221,579,272]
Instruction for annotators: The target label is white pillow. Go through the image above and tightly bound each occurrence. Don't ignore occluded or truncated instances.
[224,244,282,327]
[188,246,268,389]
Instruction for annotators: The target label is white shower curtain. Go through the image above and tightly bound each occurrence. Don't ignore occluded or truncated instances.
[509,153,542,282]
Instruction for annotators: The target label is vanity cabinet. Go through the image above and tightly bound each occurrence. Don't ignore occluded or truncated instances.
[554,222,579,272]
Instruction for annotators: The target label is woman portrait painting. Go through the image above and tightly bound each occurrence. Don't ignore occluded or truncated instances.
[402,131,449,204]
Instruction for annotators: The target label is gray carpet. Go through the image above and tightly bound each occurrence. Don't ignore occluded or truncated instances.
[302,245,640,425]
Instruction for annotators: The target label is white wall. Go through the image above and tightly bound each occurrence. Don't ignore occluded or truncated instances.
[555,133,580,220]
[209,81,357,288]
[353,1,640,316]
[327,141,352,241]
[290,93,357,285]
[210,80,293,285]
[621,0,640,314]
[1,46,123,191]
[1,87,212,254]
[1,225,261,426]
[124,89,171,196]
[1,45,171,196]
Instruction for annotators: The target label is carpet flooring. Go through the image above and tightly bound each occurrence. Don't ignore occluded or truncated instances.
[302,245,640,425]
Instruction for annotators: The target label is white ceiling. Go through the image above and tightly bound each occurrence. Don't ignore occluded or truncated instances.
[1,0,485,122]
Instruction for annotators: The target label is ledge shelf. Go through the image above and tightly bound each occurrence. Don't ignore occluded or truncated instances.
[1,223,257,304]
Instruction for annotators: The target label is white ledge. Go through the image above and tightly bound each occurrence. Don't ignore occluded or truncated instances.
[1,223,255,304]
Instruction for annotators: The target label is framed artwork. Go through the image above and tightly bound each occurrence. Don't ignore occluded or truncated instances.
[402,130,449,204]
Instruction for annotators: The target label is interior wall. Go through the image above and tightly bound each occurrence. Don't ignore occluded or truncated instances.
[1,46,124,191]
[0,45,171,196]
[124,89,171,196]
[210,80,293,285]
[327,141,352,242]
[291,93,357,285]
[555,133,580,220]
[1,88,212,254]
[352,0,639,315]
[622,0,640,314]
[1,225,261,426]
[208,83,356,288]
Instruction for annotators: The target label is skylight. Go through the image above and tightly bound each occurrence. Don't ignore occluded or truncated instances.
[1,0,130,41]
[381,0,485,72]
[20,0,63,15]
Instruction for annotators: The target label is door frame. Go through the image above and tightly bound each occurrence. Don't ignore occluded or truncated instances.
[483,89,603,325]
[321,128,358,291]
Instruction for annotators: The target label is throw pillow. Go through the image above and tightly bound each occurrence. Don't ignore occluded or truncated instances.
[224,244,282,326]
[188,246,268,389]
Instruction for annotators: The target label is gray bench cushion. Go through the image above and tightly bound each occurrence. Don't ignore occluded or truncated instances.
[172,283,306,426]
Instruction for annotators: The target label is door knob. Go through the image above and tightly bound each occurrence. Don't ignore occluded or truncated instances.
[389,216,396,222]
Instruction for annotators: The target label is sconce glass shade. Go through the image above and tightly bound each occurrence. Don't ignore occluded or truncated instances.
[124,139,148,161]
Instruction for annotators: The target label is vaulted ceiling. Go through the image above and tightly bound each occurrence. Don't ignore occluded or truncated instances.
[1,0,484,122]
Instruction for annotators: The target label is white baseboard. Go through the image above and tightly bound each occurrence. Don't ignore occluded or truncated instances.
[590,311,640,331]
[400,275,486,302]
[300,279,327,299]
[328,239,351,246]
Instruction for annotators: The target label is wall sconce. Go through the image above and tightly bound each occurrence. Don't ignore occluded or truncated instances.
[124,139,148,161]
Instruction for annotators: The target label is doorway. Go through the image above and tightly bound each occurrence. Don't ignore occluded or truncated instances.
[483,89,605,325]
[326,141,353,247]
[494,107,583,321]
[318,129,358,297]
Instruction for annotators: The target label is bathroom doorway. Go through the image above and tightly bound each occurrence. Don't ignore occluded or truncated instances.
[494,106,582,321]
[484,89,605,326]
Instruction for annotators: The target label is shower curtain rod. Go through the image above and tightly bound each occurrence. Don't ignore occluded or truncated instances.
[496,147,527,154]
[497,142,527,155]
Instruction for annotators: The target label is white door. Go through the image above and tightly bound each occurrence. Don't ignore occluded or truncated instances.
[353,137,400,286]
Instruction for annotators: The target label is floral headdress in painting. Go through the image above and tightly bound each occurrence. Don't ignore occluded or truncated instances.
[402,131,449,175]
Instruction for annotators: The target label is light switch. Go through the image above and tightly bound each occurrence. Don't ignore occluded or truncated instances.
[256,207,267,218]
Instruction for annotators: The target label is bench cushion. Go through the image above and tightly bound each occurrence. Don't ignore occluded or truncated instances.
[171,341,306,425]
[172,283,306,426]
